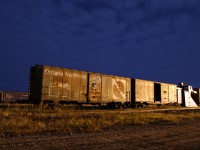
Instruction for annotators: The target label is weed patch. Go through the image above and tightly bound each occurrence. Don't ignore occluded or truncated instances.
[0,107,200,135]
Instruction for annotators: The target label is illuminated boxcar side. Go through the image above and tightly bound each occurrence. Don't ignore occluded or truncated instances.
[168,84,177,104]
[29,65,88,104]
[131,79,154,106]
[88,73,131,105]
[88,73,102,104]
[177,87,182,105]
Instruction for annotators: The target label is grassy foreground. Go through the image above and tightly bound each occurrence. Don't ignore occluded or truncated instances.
[0,106,200,135]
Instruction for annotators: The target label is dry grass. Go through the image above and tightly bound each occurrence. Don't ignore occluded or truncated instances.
[0,106,200,136]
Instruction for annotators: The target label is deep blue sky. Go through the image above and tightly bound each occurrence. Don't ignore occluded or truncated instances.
[0,0,200,91]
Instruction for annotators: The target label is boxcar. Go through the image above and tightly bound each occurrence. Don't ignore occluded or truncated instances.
[0,91,29,103]
[88,72,131,107]
[131,79,154,106]
[29,65,88,105]
[154,82,177,104]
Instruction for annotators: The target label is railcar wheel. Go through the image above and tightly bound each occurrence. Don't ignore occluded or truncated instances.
[125,102,131,108]
[42,103,55,110]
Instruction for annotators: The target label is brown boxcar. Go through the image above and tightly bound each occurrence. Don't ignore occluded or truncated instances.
[88,73,131,105]
[154,82,177,104]
[0,91,29,103]
[29,65,88,104]
[131,79,154,106]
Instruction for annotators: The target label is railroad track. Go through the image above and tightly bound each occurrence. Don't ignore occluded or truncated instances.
[0,105,200,117]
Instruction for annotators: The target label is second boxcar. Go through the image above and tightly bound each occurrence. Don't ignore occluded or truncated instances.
[88,72,131,107]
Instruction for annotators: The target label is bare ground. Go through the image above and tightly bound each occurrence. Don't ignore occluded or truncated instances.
[1,119,200,150]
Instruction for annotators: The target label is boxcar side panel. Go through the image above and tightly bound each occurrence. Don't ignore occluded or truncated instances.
[30,65,88,104]
[88,73,102,103]
[80,71,88,101]
[101,75,131,103]
[101,75,109,103]
[134,79,154,104]
[112,77,128,102]
[42,66,63,101]
[101,75,110,103]
[148,81,154,103]
[168,85,177,103]
[70,69,87,101]
[43,66,87,103]
[161,83,169,104]
[177,87,182,105]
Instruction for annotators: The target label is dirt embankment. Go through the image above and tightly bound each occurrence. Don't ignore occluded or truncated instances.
[1,119,200,150]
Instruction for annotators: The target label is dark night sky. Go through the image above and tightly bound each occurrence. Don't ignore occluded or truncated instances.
[0,0,200,91]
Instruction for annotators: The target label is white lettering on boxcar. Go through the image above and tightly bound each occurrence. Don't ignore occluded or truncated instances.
[44,69,86,79]
[64,72,86,79]
[44,69,63,76]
